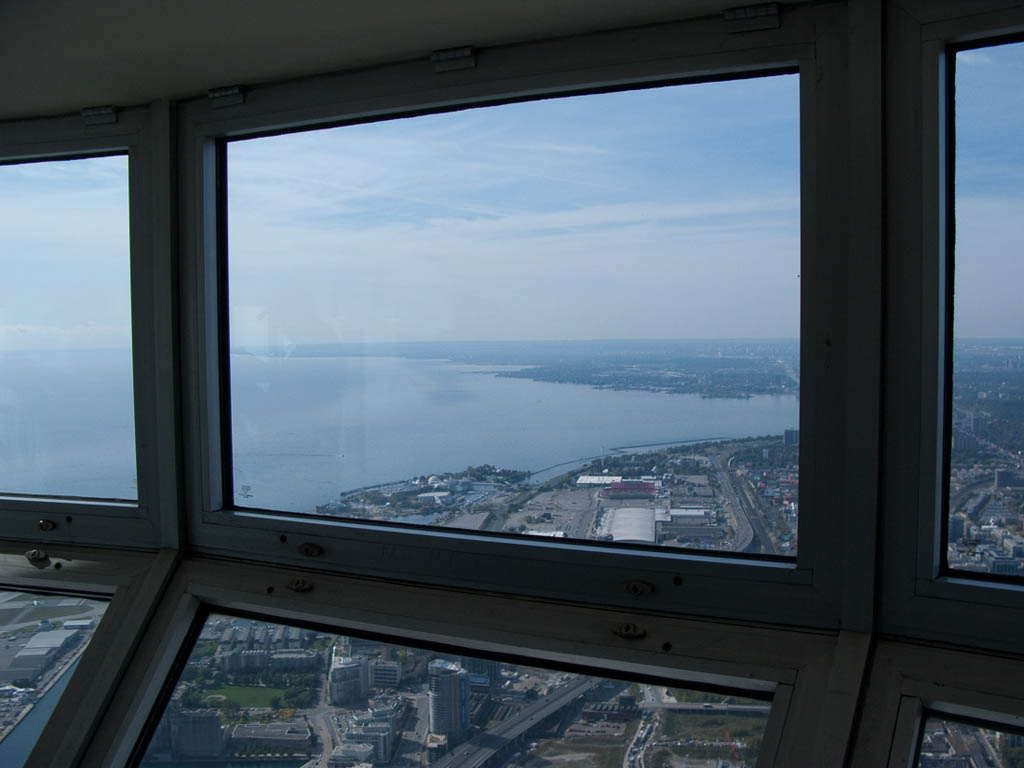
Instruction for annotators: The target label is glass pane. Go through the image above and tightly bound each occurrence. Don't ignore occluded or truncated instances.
[138,614,771,767]
[228,74,800,556]
[917,715,1024,767]
[0,590,108,767]
[0,155,136,499]
[948,41,1024,576]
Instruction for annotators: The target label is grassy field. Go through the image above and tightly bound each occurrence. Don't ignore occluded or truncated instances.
[534,740,625,768]
[203,685,288,708]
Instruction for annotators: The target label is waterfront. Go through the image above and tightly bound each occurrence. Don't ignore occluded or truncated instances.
[0,659,78,768]
[230,354,797,513]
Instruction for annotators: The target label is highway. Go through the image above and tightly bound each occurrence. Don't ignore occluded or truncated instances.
[712,453,754,553]
[432,677,598,768]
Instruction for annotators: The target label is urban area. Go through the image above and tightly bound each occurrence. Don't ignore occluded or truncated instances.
[917,718,1024,768]
[140,616,770,768]
[317,430,800,559]
[948,341,1024,577]
[0,593,106,744]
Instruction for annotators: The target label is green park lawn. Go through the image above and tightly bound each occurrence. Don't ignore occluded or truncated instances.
[203,685,288,708]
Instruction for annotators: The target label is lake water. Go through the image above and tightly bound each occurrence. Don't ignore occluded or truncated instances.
[0,349,797,512]
[230,354,798,513]
[0,659,78,768]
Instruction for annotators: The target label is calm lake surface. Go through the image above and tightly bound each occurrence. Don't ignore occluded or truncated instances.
[0,350,797,512]
[230,354,797,513]
[0,659,78,768]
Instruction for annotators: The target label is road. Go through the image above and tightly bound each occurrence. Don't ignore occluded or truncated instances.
[711,453,754,553]
[432,677,598,768]
[722,453,778,556]
[306,660,339,768]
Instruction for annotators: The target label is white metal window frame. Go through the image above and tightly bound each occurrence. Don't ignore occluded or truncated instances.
[0,104,181,550]
[850,639,1024,768]
[177,1,882,631]
[68,555,872,768]
[880,0,1024,654]
[0,540,179,768]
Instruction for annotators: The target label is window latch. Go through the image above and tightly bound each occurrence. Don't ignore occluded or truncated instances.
[724,3,780,33]
[81,106,117,125]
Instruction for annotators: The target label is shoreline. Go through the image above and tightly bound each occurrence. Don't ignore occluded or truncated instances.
[0,640,90,744]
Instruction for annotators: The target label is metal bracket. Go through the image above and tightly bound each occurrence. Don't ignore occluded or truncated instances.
[81,106,117,126]
[724,3,780,33]
[612,622,647,640]
[298,542,324,558]
[624,580,655,597]
[431,46,476,73]
[208,85,245,108]
[25,549,51,568]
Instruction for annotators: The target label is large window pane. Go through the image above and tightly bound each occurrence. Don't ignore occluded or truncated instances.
[0,155,136,499]
[228,75,800,556]
[0,590,108,768]
[916,715,1024,767]
[947,41,1024,577]
[137,613,771,767]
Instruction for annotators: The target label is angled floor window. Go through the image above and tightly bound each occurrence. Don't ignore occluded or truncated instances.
[946,39,1024,579]
[0,155,135,500]
[136,613,771,767]
[916,715,1024,767]
[226,73,801,558]
[0,590,108,767]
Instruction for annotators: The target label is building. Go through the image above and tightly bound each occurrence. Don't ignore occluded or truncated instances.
[329,744,375,767]
[231,721,314,754]
[428,660,470,746]
[370,659,402,689]
[330,654,370,706]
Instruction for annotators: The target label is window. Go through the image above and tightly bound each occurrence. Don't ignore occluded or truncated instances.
[0,590,107,768]
[946,39,1024,581]
[916,715,1024,767]
[0,155,135,500]
[136,613,772,768]
[226,74,801,559]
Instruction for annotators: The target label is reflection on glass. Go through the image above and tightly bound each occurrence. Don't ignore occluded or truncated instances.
[917,715,1024,767]
[228,75,801,557]
[139,614,770,767]
[0,591,108,768]
[948,41,1024,577]
[0,155,136,499]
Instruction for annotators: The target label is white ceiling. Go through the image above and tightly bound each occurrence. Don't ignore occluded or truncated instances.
[0,0,742,121]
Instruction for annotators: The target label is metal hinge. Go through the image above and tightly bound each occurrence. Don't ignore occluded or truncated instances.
[724,3,780,33]
[431,46,476,73]
[81,106,117,125]
[208,85,245,108]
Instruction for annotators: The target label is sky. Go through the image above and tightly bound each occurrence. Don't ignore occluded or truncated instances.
[953,41,1024,338]
[0,155,130,351]
[227,74,801,349]
[3,48,1020,352]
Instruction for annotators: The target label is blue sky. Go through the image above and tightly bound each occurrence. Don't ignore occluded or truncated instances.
[6,52,1019,351]
[227,74,801,348]
[954,41,1024,337]
[0,155,130,351]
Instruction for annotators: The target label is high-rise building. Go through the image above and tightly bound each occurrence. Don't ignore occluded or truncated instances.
[330,652,370,706]
[370,659,402,689]
[428,659,470,745]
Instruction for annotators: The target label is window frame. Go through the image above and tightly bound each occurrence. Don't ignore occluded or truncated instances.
[178,2,879,630]
[0,104,181,550]
[0,541,180,768]
[850,639,1024,768]
[880,0,1024,654]
[75,555,868,768]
